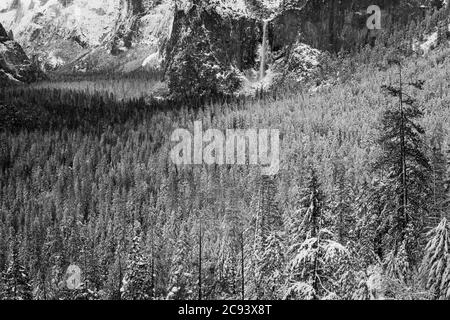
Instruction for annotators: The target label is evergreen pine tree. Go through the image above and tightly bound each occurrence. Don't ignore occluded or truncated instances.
[354,181,385,267]
[166,222,193,300]
[284,169,349,300]
[419,217,450,299]
[260,231,284,299]
[374,59,431,273]
[330,162,355,245]
[120,223,151,300]
[0,237,32,300]
[429,124,448,226]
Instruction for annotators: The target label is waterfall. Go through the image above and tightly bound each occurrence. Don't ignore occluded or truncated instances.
[259,19,268,80]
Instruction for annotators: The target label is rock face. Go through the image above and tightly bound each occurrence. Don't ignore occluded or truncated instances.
[272,0,428,52]
[0,23,7,39]
[0,0,178,73]
[167,3,260,72]
[0,22,40,85]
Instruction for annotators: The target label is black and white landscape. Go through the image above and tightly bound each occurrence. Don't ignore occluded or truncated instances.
[0,0,450,301]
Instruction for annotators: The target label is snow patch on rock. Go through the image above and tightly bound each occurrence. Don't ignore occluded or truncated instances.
[142,51,162,69]
[47,51,65,69]
[1,70,21,82]
[0,0,120,46]
[414,23,450,54]
[238,67,277,95]
[420,32,438,53]
[138,1,175,48]
[209,0,250,17]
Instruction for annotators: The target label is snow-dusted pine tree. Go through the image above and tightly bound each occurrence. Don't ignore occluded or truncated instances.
[429,124,448,227]
[260,231,285,299]
[374,60,430,272]
[284,169,350,300]
[419,218,450,299]
[0,237,32,300]
[120,224,151,300]
[385,239,411,285]
[285,229,350,300]
[166,222,193,300]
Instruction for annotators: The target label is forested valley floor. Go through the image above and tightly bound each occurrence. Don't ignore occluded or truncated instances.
[1,23,450,300]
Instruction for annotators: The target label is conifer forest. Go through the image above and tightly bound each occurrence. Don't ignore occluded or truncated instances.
[1,0,450,301]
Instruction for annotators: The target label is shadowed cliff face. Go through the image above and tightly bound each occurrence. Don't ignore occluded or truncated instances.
[272,0,427,52]
[0,23,8,40]
[0,22,40,85]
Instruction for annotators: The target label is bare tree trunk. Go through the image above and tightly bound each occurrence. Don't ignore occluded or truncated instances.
[399,64,409,237]
[198,214,202,300]
[150,225,155,299]
[241,231,245,300]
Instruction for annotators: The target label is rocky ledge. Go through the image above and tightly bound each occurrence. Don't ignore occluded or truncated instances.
[0,22,41,86]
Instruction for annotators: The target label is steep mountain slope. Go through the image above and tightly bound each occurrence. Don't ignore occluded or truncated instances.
[0,0,174,72]
[0,22,40,85]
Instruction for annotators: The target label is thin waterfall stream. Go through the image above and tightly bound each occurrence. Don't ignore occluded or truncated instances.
[259,19,268,80]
